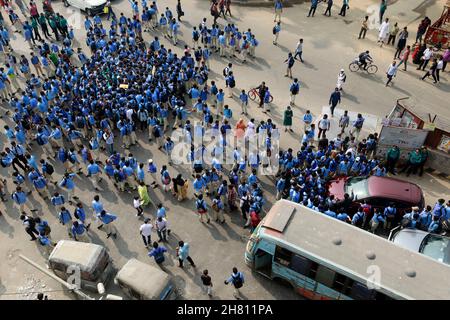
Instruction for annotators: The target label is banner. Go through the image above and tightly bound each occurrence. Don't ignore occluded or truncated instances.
[378,126,429,149]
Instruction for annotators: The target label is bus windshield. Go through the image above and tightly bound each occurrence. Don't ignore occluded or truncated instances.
[345,177,369,200]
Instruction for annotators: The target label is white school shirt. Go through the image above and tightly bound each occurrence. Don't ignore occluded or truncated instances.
[140,223,153,237]
[423,48,432,60]
[133,198,142,209]
[318,118,330,130]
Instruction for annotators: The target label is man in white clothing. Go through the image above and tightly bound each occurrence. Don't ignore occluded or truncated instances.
[139,218,153,247]
[417,46,433,71]
[378,18,390,47]
[386,61,399,86]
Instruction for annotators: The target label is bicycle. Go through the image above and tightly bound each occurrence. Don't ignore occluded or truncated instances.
[349,59,378,74]
[248,88,274,103]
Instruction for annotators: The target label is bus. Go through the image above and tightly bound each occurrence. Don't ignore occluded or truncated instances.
[245,200,450,300]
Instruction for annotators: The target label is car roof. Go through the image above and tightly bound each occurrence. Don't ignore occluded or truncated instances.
[367,176,422,204]
[48,240,107,273]
[392,228,429,252]
[115,259,171,299]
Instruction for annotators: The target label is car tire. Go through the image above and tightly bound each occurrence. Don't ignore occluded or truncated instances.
[63,0,69,7]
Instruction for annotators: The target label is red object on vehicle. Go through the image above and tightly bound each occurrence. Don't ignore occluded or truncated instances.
[327,176,424,214]
[424,2,450,48]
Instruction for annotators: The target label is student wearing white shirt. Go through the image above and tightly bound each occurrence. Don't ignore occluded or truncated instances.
[139,218,153,247]
[133,196,144,216]
[385,60,399,87]
[318,114,330,139]
[293,38,304,62]
[417,47,433,70]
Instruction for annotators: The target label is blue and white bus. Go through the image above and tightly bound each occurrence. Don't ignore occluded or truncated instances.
[245,200,450,300]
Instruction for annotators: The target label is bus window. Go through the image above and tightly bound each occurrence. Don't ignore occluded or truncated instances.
[308,261,319,279]
[349,281,376,300]
[274,246,292,267]
[315,265,336,288]
[332,273,355,295]
[290,254,314,276]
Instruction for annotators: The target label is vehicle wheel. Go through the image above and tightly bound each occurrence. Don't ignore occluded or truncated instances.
[268,95,274,103]
[248,90,257,101]
[349,62,359,72]
[64,0,69,7]
[367,65,378,74]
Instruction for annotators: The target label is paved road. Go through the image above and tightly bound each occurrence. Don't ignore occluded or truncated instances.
[0,0,449,300]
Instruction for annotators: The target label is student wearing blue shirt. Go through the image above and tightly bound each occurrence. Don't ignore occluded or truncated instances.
[272,22,281,45]
[216,89,225,114]
[428,216,441,234]
[12,186,29,213]
[59,173,78,204]
[274,0,283,22]
[224,267,245,299]
[290,78,300,106]
[193,174,206,197]
[98,210,118,239]
[72,221,90,242]
[223,105,233,121]
[51,192,65,211]
[87,160,103,191]
[307,0,319,17]
[370,209,386,233]
[59,206,73,236]
[239,90,248,115]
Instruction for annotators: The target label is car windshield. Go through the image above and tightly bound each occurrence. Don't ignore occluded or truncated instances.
[420,235,450,265]
[344,177,369,201]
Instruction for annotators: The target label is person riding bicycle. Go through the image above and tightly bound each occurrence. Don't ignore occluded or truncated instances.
[358,50,373,70]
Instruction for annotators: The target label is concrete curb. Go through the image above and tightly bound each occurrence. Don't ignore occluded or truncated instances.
[424,167,450,180]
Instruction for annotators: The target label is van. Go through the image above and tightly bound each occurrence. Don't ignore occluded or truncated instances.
[63,0,106,16]
[48,240,115,293]
[114,259,177,300]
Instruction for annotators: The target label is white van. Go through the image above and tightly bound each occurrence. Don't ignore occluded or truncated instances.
[63,0,106,16]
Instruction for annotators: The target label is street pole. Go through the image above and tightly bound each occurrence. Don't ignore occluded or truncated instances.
[19,254,95,300]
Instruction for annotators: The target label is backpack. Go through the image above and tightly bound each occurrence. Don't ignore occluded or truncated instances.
[153,126,161,138]
[232,273,243,288]
[193,31,199,41]
[36,134,45,145]
[272,26,277,35]
[222,67,229,77]
[228,78,235,88]
[25,217,36,228]
[197,199,206,211]
[44,163,54,175]
[43,224,51,236]
[154,250,165,264]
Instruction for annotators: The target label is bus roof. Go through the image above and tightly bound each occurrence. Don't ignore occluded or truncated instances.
[261,200,450,300]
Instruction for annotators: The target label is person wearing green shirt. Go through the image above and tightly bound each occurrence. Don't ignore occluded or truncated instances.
[31,17,43,42]
[386,145,400,174]
[38,13,51,39]
[49,51,58,67]
[400,148,421,176]
[379,0,387,24]
[387,22,399,46]
[417,146,429,177]
[48,14,60,41]
[56,13,68,37]
[283,106,293,132]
